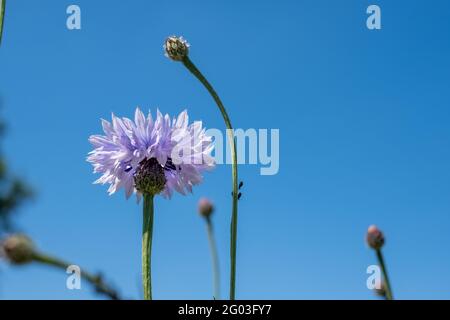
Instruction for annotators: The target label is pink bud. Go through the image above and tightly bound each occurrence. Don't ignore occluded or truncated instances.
[366,225,385,249]
[198,198,214,218]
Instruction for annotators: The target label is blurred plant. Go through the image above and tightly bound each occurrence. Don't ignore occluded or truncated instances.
[0,234,121,299]
[0,112,33,233]
[165,35,240,300]
[87,108,215,300]
[366,225,393,300]
[198,198,220,299]
[0,164,33,232]
[0,0,5,46]
[0,111,121,299]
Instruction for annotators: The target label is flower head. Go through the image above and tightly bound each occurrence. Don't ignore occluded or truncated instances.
[164,36,190,61]
[366,225,385,250]
[88,108,215,199]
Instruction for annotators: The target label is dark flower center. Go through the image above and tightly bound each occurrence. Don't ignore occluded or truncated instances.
[133,158,167,195]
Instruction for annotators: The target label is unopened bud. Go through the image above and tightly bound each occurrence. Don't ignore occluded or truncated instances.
[198,198,214,218]
[164,36,190,61]
[366,225,385,250]
[1,234,35,264]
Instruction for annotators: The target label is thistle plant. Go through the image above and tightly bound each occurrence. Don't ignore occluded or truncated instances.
[198,198,220,299]
[87,108,215,300]
[366,225,393,300]
[0,0,5,46]
[0,234,121,299]
[164,36,240,300]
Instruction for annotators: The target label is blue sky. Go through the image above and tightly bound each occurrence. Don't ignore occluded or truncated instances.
[0,0,450,299]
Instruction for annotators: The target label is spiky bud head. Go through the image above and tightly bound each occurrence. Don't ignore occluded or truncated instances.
[164,36,190,61]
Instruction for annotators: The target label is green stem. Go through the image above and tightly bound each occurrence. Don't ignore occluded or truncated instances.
[142,194,154,300]
[376,249,393,300]
[0,0,6,46]
[182,56,239,300]
[205,217,220,299]
[32,251,120,300]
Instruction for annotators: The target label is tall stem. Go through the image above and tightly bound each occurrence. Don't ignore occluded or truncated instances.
[376,249,393,300]
[205,217,220,299]
[32,252,120,299]
[142,194,154,300]
[182,56,239,300]
[0,0,6,46]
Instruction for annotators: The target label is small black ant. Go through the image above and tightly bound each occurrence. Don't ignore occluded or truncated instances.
[231,181,244,200]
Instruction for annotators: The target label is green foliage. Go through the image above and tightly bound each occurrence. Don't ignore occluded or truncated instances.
[0,116,33,232]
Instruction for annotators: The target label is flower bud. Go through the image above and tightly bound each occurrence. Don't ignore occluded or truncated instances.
[1,234,35,264]
[366,225,385,250]
[198,198,214,219]
[164,36,190,61]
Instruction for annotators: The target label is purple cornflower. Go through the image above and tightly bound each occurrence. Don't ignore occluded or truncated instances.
[87,108,215,200]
